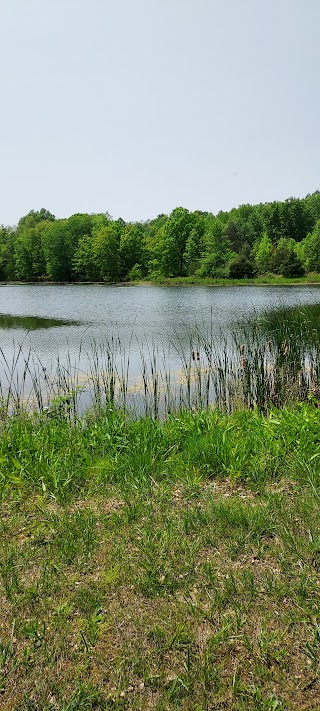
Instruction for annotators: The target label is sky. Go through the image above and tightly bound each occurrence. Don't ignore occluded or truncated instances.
[0,0,319,225]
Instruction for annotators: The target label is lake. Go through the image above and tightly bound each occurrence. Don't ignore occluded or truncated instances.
[1,283,320,413]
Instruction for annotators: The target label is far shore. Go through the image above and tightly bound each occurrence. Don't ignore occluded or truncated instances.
[1,274,320,288]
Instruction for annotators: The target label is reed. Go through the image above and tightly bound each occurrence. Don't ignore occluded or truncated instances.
[0,305,319,420]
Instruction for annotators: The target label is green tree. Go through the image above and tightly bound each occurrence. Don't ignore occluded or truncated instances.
[262,202,283,244]
[270,238,304,277]
[73,213,112,281]
[14,221,48,280]
[73,233,99,281]
[1,192,319,283]
[184,229,201,275]
[14,208,55,280]
[305,191,320,227]
[14,231,34,280]
[252,233,273,274]
[17,208,55,232]
[198,219,236,278]
[161,208,194,276]
[223,219,242,252]
[42,220,73,281]
[297,220,320,272]
[236,204,263,246]
[93,224,121,281]
[279,198,310,242]
[0,227,16,280]
[184,211,207,275]
[119,224,146,279]
[42,214,93,281]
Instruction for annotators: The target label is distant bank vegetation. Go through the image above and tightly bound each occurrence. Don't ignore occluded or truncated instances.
[1,192,320,282]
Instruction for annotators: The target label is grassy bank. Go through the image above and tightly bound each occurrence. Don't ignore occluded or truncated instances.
[2,273,320,288]
[146,274,320,287]
[1,403,320,709]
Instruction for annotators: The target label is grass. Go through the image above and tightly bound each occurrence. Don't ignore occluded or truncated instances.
[1,403,320,709]
[6,274,320,287]
[146,273,320,287]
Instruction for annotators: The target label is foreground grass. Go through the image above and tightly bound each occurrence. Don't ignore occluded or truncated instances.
[1,405,320,709]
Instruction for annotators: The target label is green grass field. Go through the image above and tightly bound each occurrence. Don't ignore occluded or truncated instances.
[1,404,320,709]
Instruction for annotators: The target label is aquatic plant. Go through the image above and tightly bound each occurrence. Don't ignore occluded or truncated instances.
[0,305,320,420]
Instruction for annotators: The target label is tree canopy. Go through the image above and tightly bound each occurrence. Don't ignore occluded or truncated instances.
[1,192,320,282]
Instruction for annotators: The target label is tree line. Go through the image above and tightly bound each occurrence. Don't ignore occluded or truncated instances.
[1,192,320,282]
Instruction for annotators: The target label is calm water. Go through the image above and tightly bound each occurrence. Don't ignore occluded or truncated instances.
[1,282,320,360]
[1,283,320,407]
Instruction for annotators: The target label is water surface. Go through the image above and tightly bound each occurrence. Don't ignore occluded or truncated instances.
[1,283,320,407]
[1,282,320,349]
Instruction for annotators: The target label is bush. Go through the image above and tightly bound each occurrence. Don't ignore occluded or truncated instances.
[229,256,255,279]
[270,239,305,277]
[281,252,305,277]
[128,263,143,281]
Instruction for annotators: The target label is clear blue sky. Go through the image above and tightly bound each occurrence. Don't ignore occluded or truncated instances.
[1,0,319,225]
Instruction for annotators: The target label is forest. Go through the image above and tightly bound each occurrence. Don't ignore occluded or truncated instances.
[1,191,320,282]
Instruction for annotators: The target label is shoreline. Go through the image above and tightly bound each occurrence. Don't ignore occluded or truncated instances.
[1,274,320,288]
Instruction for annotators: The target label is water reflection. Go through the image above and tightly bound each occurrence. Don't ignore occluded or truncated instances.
[0,314,81,330]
